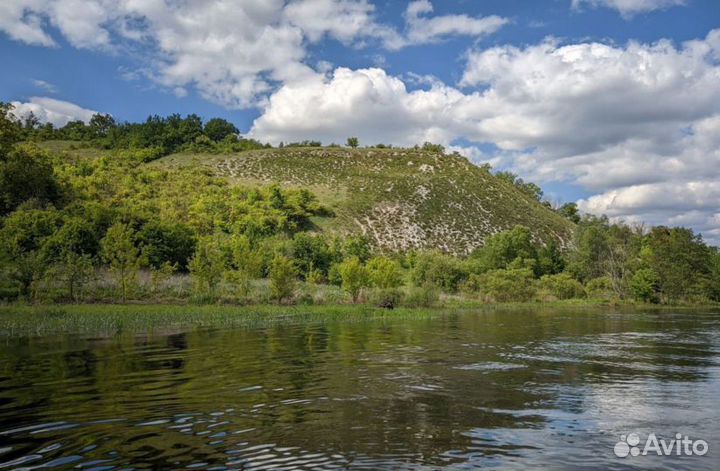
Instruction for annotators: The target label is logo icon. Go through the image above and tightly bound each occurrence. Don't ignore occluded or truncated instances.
[614,432,708,458]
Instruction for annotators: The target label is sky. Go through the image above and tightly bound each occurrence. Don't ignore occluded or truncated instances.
[1,0,720,243]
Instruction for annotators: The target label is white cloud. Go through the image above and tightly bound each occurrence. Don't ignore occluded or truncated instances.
[32,79,57,93]
[10,97,98,127]
[0,1,506,108]
[392,0,508,49]
[571,0,686,18]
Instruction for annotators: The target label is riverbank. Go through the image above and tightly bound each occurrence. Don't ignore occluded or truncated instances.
[2,300,717,338]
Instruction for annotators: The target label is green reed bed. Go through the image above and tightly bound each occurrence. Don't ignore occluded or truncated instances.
[0,304,441,338]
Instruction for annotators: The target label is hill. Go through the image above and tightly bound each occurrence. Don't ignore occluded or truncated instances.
[149,146,574,254]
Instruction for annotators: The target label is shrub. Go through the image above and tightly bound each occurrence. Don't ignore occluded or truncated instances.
[367,256,403,289]
[402,283,439,308]
[338,257,370,303]
[586,276,614,299]
[411,251,467,293]
[537,273,585,300]
[476,268,535,302]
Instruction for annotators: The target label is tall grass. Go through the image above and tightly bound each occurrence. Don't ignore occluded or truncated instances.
[0,304,440,338]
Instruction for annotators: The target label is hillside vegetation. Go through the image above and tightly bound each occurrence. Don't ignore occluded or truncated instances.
[154,147,575,254]
[2,106,718,307]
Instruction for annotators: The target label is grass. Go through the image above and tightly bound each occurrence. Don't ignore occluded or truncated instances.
[3,299,714,339]
[0,303,442,338]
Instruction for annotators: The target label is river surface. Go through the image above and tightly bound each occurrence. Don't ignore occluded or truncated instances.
[1,307,719,470]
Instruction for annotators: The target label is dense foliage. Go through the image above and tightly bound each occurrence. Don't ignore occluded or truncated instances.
[1,103,718,306]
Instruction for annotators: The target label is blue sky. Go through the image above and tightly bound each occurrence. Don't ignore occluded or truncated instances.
[2,0,720,242]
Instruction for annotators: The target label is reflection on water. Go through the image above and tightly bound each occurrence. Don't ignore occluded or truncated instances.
[1,308,719,470]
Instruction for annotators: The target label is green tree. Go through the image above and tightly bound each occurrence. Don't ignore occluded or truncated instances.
[630,268,659,303]
[643,226,711,302]
[269,255,297,303]
[367,256,403,289]
[471,226,537,274]
[412,250,467,292]
[346,137,359,148]
[101,222,140,301]
[338,256,370,303]
[292,232,332,278]
[0,102,22,154]
[137,220,196,270]
[558,202,581,223]
[204,118,239,142]
[0,145,62,215]
[188,236,227,298]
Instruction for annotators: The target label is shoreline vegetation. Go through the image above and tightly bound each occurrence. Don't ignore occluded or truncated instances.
[2,105,719,316]
[2,301,718,338]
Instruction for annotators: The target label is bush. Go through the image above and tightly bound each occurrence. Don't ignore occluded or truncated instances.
[337,257,370,303]
[367,256,403,289]
[537,273,585,300]
[411,251,467,293]
[402,283,439,308]
[476,268,535,302]
[586,276,615,299]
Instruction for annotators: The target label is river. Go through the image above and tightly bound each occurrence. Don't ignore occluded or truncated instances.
[1,307,718,470]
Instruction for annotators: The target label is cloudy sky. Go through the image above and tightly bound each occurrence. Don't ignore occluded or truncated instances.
[2,0,719,243]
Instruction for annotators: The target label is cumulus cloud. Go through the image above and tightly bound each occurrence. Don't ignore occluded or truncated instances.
[571,0,686,18]
[10,97,98,127]
[384,0,508,50]
[251,30,720,243]
[0,0,506,108]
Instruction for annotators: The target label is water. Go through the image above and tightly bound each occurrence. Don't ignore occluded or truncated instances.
[1,308,719,470]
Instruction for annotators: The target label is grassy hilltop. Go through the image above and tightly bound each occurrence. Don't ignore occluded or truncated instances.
[151,146,574,254]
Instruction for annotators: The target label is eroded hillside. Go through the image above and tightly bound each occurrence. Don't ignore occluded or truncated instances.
[157,147,575,254]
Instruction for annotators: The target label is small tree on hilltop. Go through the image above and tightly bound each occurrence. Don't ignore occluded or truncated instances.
[346,137,359,148]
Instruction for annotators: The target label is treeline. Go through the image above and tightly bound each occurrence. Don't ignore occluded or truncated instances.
[1,103,719,306]
[13,105,269,158]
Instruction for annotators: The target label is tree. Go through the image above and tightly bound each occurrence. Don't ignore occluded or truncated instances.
[88,113,116,137]
[0,102,22,155]
[188,236,227,297]
[643,226,711,302]
[101,222,140,301]
[269,255,297,303]
[411,250,467,292]
[630,268,659,303]
[558,202,581,224]
[0,145,62,215]
[0,208,62,298]
[367,256,403,289]
[137,220,196,270]
[472,226,537,274]
[39,218,98,301]
[346,137,359,148]
[338,257,370,303]
[292,232,332,278]
[204,118,239,142]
